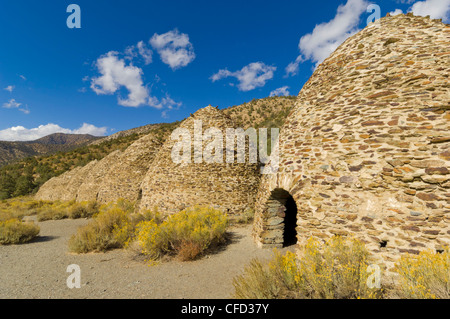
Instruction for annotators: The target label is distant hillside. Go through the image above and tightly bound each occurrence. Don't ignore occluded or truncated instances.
[89,123,163,146]
[223,95,296,129]
[0,96,295,200]
[0,122,179,200]
[0,133,101,167]
[33,133,99,146]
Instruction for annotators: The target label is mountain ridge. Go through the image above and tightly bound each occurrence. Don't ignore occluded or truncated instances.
[0,133,101,167]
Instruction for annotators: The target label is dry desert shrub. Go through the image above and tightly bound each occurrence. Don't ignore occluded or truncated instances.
[0,218,40,245]
[0,196,99,222]
[68,203,133,253]
[233,237,383,299]
[393,248,449,299]
[136,206,228,261]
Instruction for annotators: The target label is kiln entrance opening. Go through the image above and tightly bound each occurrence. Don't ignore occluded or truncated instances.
[268,188,298,247]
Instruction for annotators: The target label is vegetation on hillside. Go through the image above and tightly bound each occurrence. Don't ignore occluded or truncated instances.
[0,134,100,167]
[0,122,179,200]
[224,96,296,155]
[223,96,295,130]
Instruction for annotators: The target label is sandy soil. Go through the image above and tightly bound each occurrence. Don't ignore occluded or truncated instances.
[0,218,288,299]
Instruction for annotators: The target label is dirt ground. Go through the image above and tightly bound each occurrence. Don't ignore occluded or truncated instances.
[0,218,290,299]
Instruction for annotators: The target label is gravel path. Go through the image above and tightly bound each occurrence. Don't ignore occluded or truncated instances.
[0,218,286,299]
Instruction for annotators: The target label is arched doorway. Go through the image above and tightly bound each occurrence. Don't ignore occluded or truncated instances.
[283,194,298,246]
[260,188,298,248]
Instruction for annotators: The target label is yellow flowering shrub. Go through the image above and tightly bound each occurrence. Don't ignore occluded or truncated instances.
[140,207,165,225]
[136,219,169,260]
[0,218,40,245]
[394,248,449,299]
[136,206,228,261]
[0,197,44,221]
[233,236,383,299]
[99,198,135,215]
[68,205,132,253]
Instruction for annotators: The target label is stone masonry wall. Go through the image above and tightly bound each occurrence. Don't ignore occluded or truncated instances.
[35,165,85,201]
[96,134,164,203]
[35,129,162,203]
[139,106,261,216]
[76,150,123,202]
[253,14,450,270]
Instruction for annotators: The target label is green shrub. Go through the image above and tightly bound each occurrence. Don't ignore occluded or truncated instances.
[0,219,40,245]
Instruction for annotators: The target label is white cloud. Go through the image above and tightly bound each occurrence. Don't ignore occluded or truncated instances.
[90,34,186,108]
[137,41,153,65]
[4,86,14,93]
[148,94,182,110]
[210,69,233,82]
[211,62,276,92]
[410,0,450,22]
[270,86,290,97]
[161,110,169,119]
[18,107,30,115]
[150,29,196,70]
[390,9,404,16]
[286,0,369,76]
[3,99,21,109]
[73,123,108,136]
[124,46,137,60]
[0,123,108,142]
[91,51,150,107]
[3,99,30,114]
[125,41,153,65]
[285,56,304,77]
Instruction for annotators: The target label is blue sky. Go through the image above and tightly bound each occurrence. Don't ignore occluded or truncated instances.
[0,0,448,141]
